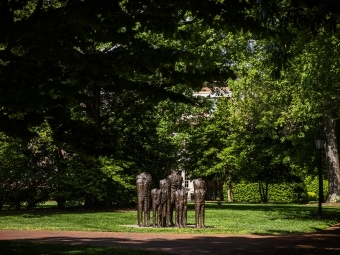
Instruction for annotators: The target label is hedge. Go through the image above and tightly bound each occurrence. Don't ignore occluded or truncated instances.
[304,176,328,201]
[228,182,308,203]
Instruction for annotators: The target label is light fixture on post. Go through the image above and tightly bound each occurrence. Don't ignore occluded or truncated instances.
[314,131,326,219]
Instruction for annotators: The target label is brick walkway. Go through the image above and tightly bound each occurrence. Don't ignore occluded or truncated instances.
[0,224,339,254]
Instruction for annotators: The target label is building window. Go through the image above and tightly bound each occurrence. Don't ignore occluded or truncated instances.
[184,173,189,188]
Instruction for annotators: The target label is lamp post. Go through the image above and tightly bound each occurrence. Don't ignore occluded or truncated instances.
[314,132,326,219]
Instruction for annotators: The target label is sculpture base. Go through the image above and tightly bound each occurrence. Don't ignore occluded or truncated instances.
[122,224,211,228]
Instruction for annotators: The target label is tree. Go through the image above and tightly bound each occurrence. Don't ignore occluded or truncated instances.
[2,0,340,205]
[225,28,340,202]
[1,0,254,146]
[4,0,334,145]
[173,31,294,202]
[282,32,340,201]
[0,128,54,209]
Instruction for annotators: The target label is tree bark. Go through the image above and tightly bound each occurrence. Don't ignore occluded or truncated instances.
[258,181,268,203]
[56,197,66,209]
[323,111,340,201]
[226,175,233,202]
[86,85,101,129]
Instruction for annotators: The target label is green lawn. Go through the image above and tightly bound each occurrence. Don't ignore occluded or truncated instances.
[0,241,167,255]
[1,202,339,234]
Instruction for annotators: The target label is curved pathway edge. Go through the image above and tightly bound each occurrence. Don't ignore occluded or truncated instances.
[0,224,340,255]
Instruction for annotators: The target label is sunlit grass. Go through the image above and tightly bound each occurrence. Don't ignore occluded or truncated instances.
[0,203,339,234]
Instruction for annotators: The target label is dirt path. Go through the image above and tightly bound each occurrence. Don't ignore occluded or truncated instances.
[1,224,340,255]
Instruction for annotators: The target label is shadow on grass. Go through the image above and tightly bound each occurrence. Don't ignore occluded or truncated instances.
[1,225,340,255]
[203,203,340,220]
[1,203,339,224]
[251,226,326,235]
[0,206,134,218]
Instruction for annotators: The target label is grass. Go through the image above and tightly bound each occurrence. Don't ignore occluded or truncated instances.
[0,241,167,255]
[0,202,340,234]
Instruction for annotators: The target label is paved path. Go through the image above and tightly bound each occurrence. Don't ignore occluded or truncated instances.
[0,224,340,255]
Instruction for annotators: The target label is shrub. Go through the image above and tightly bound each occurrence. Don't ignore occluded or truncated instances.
[231,182,308,203]
[231,183,260,203]
[65,199,84,208]
[304,176,328,201]
[269,182,307,203]
[216,197,222,206]
[307,192,317,201]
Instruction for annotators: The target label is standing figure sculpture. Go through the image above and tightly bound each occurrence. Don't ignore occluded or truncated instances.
[175,189,188,228]
[136,172,152,227]
[159,178,170,227]
[167,170,183,226]
[151,188,162,227]
[193,178,206,228]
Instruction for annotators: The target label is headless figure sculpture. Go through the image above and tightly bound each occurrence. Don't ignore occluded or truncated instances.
[159,178,170,227]
[136,172,152,227]
[167,170,183,226]
[193,178,206,228]
[151,188,162,227]
[175,189,188,228]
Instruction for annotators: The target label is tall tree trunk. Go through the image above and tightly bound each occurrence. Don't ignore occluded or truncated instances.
[323,111,340,202]
[84,85,101,206]
[56,197,66,209]
[226,174,233,202]
[0,195,4,211]
[56,148,67,209]
[258,181,268,203]
[86,85,101,129]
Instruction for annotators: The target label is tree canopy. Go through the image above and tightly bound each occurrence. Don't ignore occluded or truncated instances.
[2,0,340,206]
[2,0,339,143]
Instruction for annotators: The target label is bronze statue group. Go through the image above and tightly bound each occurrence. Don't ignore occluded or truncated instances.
[136,170,206,228]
